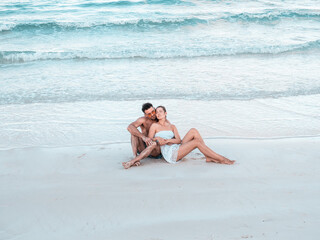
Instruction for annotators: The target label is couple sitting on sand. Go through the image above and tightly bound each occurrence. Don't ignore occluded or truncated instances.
[122,103,235,169]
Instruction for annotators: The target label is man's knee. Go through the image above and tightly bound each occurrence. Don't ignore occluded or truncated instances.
[147,141,157,149]
[150,143,161,156]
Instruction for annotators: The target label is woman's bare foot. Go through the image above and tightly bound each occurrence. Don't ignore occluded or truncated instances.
[221,157,235,165]
[206,157,220,163]
[206,157,235,165]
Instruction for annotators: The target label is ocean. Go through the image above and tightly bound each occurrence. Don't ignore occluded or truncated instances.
[1,0,320,149]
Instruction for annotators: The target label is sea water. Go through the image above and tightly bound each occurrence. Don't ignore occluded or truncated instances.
[1,0,320,149]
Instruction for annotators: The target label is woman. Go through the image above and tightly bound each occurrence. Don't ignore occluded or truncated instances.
[123,106,235,169]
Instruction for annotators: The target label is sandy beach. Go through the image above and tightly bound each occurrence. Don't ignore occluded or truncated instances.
[1,136,319,240]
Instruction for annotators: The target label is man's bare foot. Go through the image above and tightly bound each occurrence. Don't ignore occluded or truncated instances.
[206,157,235,165]
[122,160,141,169]
[122,161,133,169]
[134,161,141,166]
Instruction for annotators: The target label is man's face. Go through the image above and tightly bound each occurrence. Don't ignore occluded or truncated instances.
[144,107,156,120]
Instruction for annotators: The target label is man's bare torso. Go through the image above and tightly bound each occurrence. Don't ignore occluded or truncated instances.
[140,117,157,136]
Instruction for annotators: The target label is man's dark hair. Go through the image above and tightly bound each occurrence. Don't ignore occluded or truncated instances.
[142,102,153,113]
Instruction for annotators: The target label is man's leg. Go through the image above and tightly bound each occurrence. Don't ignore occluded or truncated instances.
[149,145,161,157]
[123,142,157,169]
[131,134,146,157]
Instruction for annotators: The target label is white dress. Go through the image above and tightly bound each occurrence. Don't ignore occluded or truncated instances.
[155,130,181,164]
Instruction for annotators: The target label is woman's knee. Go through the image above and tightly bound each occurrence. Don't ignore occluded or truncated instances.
[190,128,199,134]
[190,128,201,139]
[193,138,201,147]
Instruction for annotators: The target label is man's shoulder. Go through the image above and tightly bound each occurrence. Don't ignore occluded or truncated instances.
[129,116,147,126]
[135,116,146,121]
[134,116,150,124]
[133,117,157,126]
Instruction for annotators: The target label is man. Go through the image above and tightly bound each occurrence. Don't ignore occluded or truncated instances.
[127,103,162,165]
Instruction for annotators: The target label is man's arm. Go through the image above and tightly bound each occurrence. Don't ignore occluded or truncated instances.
[127,117,145,138]
[127,117,153,145]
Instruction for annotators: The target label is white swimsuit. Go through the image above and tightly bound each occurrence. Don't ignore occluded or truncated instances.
[155,130,181,164]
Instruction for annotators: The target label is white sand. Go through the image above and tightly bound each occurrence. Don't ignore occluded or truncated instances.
[1,137,320,240]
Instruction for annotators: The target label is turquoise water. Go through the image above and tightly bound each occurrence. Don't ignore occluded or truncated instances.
[1,0,320,148]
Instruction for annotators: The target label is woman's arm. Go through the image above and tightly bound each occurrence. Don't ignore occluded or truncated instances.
[165,125,182,144]
[148,123,157,139]
[153,137,166,146]
[148,124,166,146]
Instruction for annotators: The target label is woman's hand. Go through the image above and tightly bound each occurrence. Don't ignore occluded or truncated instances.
[165,138,181,145]
[156,137,166,146]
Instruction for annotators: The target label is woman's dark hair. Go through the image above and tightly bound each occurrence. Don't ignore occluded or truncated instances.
[142,102,153,113]
[156,105,167,113]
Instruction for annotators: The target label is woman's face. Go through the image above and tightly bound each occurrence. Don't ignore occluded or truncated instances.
[156,107,166,120]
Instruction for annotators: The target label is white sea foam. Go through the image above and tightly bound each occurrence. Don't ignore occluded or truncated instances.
[1,39,320,64]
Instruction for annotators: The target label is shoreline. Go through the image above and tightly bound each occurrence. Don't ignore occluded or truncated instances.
[1,134,320,151]
[1,96,320,150]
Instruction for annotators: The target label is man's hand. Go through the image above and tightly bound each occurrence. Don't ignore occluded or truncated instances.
[142,136,153,146]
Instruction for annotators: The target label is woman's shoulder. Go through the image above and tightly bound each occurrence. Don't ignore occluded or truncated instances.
[170,124,177,130]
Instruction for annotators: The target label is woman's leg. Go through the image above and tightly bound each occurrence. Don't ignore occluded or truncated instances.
[182,128,234,164]
[180,128,213,160]
[177,139,234,165]
[122,142,157,169]
[181,128,205,144]
[176,139,199,160]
